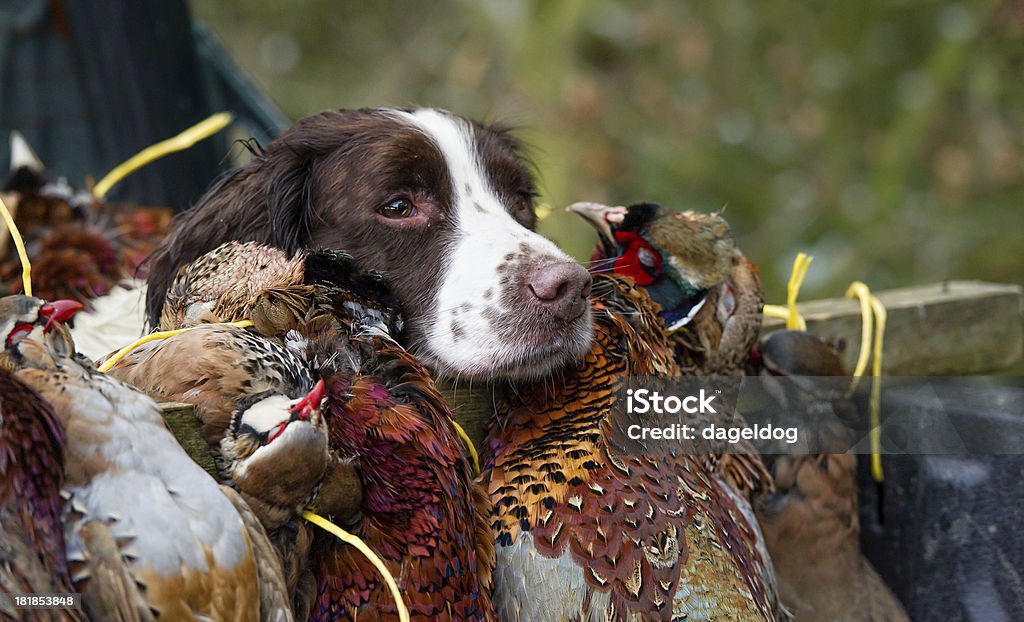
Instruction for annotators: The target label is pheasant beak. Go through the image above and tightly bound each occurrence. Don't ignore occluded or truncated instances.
[40,299,84,332]
[289,379,326,422]
[567,202,627,255]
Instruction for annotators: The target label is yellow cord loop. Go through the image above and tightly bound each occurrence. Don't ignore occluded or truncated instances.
[97,320,255,373]
[845,281,887,483]
[302,510,410,622]
[0,194,31,296]
[845,282,874,385]
[763,252,812,330]
[93,112,234,199]
[0,194,31,297]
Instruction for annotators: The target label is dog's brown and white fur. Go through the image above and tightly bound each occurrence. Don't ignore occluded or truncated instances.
[147,108,593,379]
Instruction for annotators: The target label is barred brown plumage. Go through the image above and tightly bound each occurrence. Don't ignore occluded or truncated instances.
[483,274,782,621]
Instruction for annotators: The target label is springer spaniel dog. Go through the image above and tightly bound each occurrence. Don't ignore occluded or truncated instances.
[146,108,593,380]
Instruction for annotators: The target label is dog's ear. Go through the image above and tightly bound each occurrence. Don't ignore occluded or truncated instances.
[145,111,364,328]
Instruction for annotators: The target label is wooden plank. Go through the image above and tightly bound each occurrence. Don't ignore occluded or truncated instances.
[762,281,1023,375]
[158,401,219,478]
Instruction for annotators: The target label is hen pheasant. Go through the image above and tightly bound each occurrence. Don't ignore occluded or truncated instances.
[483,273,780,621]
[0,294,292,621]
[750,331,909,622]
[157,241,402,340]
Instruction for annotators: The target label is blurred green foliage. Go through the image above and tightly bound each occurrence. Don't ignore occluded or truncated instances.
[191,0,1024,302]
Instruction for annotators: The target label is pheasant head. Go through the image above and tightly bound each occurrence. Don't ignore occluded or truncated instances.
[571,202,763,375]
[571,202,735,329]
[220,379,330,530]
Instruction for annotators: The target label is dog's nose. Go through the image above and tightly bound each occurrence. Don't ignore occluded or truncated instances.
[527,261,593,320]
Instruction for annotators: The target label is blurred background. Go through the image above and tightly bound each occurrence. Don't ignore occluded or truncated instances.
[190,0,1024,304]
[3,1,1022,303]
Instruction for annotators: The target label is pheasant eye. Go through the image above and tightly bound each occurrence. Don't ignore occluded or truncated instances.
[636,246,658,268]
[378,198,417,219]
[5,323,33,348]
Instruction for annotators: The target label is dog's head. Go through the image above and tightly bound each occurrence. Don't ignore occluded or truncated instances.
[147,108,593,380]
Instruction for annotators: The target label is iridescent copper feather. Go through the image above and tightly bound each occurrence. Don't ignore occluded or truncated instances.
[0,368,83,622]
[306,319,495,621]
[483,274,780,621]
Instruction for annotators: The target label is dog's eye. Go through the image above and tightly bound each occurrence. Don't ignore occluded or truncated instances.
[379,198,417,219]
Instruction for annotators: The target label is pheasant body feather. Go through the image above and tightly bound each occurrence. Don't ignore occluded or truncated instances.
[484,274,779,621]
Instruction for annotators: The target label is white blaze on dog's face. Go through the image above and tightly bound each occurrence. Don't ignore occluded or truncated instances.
[395,109,593,379]
[150,108,594,381]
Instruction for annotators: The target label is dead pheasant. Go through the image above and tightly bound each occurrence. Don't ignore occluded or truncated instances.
[157,241,402,339]
[573,202,773,493]
[305,315,495,621]
[0,363,84,622]
[482,273,780,621]
[574,202,906,621]
[157,240,308,331]
[0,294,292,621]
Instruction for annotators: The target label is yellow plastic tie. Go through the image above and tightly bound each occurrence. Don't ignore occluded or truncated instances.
[785,252,812,330]
[844,282,874,391]
[302,510,410,622]
[763,252,812,330]
[448,416,481,476]
[868,294,887,483]
[93,112,234,199]
[845,281,887,482]
[0,194,31,296]
[98,320,254,373]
